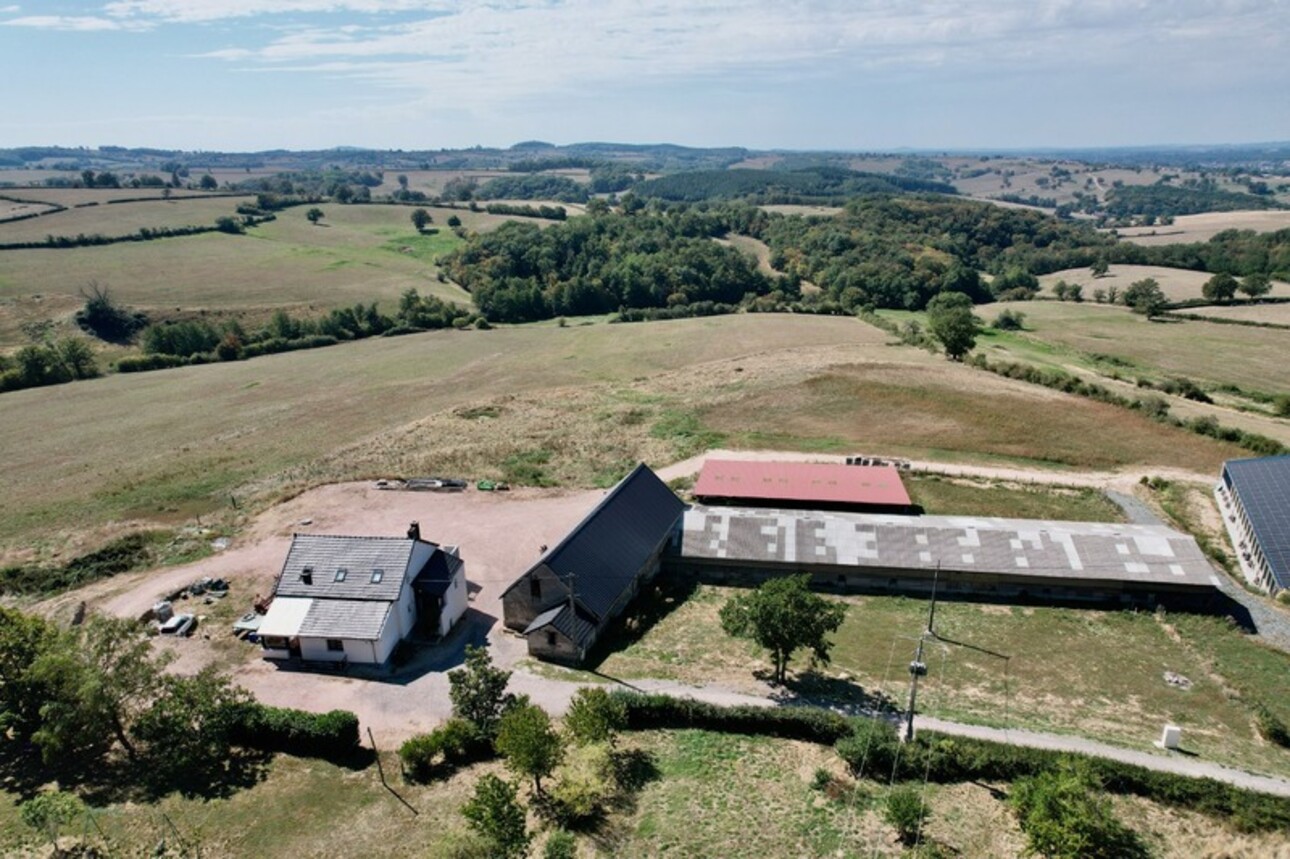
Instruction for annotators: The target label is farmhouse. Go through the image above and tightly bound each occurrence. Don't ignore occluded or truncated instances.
[501,463,685,665]
[1217,455,1290,595]
[259,523,467,666]
[694,459,915,514]
[670,506,1219,604]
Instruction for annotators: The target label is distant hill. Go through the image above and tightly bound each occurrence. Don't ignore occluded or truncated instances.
[631,166,956,203]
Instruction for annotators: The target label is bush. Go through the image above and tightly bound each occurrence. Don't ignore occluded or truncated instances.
[533,743,615,829]
[400,718,493,782]
[461,774,530,859]
[115,353,190,373]
[1254,703,1290,749]
[834,717,900,779]
[564,687,627,746]
[613,691,851,744]
[884,785,929,846]
[230,703,360,759]
[542,830,577,859]
[1011,760,1146,859]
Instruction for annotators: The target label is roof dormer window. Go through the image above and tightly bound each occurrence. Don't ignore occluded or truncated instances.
[300,566,313,584]
[371,569,384,584]
[335,568,348,582]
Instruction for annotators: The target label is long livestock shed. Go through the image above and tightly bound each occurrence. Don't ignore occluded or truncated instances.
[1217,455,1290,595]
[669,506,1219,604]
[693,460,914,514]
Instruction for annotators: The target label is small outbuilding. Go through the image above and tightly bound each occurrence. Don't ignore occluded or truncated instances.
[259,523,467,666]
[502,463,685,665]
[694,459,915,514]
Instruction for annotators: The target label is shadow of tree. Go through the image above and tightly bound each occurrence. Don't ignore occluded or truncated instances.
[757,668,900,717]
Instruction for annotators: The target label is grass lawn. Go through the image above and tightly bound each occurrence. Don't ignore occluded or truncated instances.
[594,586,1290,779]
[905,474,1125,522]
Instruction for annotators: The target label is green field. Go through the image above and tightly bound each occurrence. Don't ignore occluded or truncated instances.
[905,474,1125,522]
[0,204,488,320]
[591,586,1290,780]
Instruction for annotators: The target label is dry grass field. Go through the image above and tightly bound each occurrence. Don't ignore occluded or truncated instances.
[0,187,225,206]
[1116,210,1290,245]
[982,301,1290,393]
[701,360,1247,472]
[0,312,1250,560]
[0,729,1273,858]
[1038,264,1290,302]
[1182,303,1290,324]
[0,195,257,242]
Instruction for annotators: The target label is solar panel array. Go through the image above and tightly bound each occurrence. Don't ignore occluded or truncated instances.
[1224,456,1290,590]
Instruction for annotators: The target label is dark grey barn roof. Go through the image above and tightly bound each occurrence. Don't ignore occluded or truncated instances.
[505,463,685,648]
[1224,456,1290,589]
[523,604,598,646]
[275,535,418,601]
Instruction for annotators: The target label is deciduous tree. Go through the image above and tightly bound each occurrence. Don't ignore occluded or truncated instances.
[719,574,846,685]
[1202,272,1238,303]
[1123,278,1167,319]
[449,645,514,740]
[925,291,981,361]
[410,208,432,232]
[462,774,530,859]
[496,703,564,795]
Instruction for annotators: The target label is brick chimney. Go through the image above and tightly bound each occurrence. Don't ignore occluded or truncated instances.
[407,521,421,541]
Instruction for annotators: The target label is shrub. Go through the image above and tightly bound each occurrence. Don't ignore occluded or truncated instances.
[884,785,929,846]
[400,717,493,782]
[1254,703,1290,749]
[1011,760,1146,859]
[613,691,852,744]
[543,830,577,859]
[564,687,627,746]
[533,743,615,830]
[461,774,530,859]
[230,703,360,759]
[116,353,189,373]
[834,717,900,779]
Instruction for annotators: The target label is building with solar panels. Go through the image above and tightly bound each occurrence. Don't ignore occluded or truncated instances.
[1217,456,1290,595]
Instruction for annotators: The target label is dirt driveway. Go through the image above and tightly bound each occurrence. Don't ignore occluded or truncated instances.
[78,482,602,739]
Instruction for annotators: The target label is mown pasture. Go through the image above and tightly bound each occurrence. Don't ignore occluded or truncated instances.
[1038,264,1290,303]
[1114,209,1290,245]
[976,301,1290,394]
[0,195,257,243]
[591,586,1290,780]
[0,204,496,353]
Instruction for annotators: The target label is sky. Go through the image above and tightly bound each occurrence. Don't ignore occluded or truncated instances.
[1,0,1287,152]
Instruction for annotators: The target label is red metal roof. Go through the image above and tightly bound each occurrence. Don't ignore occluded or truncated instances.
[694,460,912,508]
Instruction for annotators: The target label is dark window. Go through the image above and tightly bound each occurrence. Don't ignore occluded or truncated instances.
[530,577,542,599]
[546,631,557,647]
[326,639,344,652]
[334,568,348,582]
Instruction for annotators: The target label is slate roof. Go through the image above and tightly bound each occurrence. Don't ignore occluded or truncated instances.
[523,604,599,645]
[275,535,416,601]
[505,463,685,647]
[414,548,464,598]
[678,506,1217,590]
[1223,456,1290,589]
[299,599,393,641]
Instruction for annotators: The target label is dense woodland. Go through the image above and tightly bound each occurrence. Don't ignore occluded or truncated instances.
[631,166,955,203]
[1102,183,1284,219]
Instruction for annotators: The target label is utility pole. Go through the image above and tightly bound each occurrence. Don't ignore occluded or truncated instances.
[903,563,939,742]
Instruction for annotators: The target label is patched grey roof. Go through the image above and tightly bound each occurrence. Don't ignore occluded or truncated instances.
[678,506,1217,589]
[298,598,393,641]
[1223,456,1290,590]
[275,535,415,601]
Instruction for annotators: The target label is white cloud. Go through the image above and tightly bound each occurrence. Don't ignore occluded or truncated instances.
[104,0,449,22]
[3,14,126,30]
